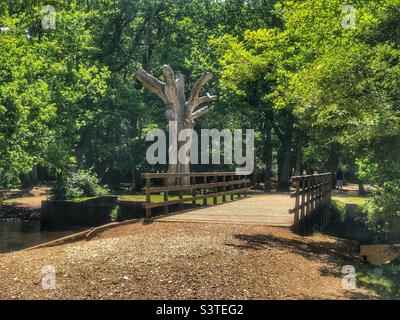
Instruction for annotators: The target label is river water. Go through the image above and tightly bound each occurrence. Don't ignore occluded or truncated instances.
[0,220,79,254]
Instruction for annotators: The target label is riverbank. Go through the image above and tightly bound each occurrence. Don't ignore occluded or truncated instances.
[0,205,40,221]
[0,196,44,221]
[0,192,47,222]
[0,194,78,253]
[0,220,80,254]
[0,221,379,300]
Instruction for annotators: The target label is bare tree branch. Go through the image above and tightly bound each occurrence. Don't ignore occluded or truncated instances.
[135,67,167,104]
[175,72,185,99]
[192,106,210,120]
[161,64,175,89]
[188,72,214,110]
[136,66,215,123]
[196,92,217,107]
[161,64,179,107]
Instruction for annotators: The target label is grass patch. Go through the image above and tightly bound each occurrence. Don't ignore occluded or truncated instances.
[357,260,400,298]
[119,195,148,202]
[68,197,97,202]
[311,231,322,237]
[334,195,368,206]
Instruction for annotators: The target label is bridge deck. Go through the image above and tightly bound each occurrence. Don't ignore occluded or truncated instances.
[156,193,294,227]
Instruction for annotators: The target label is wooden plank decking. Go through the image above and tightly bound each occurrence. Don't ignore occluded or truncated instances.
[156,193,294,227]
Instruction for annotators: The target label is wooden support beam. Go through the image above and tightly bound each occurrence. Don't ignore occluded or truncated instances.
[163,178,169,215]
[293,178,300,233]
[222,176,226,202]
[203,176,208,206]
[213,176,218,205]
[145,178,152,219]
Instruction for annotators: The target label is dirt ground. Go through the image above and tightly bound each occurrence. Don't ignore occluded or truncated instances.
[0,221,378,300]
[3,196,47,209]
[2,186,50,209]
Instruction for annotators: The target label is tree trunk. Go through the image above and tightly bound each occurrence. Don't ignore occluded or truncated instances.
[327,143,341,187]
[294,135,302,176]
[277,143,292,191]
[273,111,294,191]
[131,168,136,192]
[166,71,191,185]
[358,182,366,196]
[264,121,272,193]
[23,166,38,188]
[168,120,192,186]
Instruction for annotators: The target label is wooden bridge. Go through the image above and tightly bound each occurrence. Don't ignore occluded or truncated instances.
[142,172,332,232]
[156,193,294,226]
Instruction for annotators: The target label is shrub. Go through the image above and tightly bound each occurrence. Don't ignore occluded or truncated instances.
[110,205,123,222]
[51,169,109,200]
[358,260,400,298]
[329,199,346,224]
[366,180,400,242]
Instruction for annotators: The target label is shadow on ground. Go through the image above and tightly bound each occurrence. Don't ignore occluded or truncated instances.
[226,233,359,263]
[225,232,385,299]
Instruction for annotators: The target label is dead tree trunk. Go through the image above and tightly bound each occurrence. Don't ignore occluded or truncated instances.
[135,65,217,185]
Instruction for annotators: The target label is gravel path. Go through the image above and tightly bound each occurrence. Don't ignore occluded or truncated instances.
[0,221,377,300]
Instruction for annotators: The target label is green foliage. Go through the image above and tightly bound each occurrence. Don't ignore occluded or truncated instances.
[110,205,123,222]
[51,168,109,200]
[0,1,109,189]
[311,231,322,237]
[366,179,400,240]
[329,200,346,224]
[358,260,400,299]
[285,0,400,234]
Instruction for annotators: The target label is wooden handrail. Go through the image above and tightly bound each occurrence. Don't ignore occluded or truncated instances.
[142,172,252,219]
[143,179,250,193]
[143,188,250,209]
[291,173,332,180]
[289,172,332,235]
[141,172,246,178]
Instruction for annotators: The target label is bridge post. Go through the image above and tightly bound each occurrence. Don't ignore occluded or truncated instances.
[145,177,151,219]
[293,178,300,233]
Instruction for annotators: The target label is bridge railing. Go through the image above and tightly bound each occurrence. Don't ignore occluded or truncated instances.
[142,172,252,219]
[289,173,332,235]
